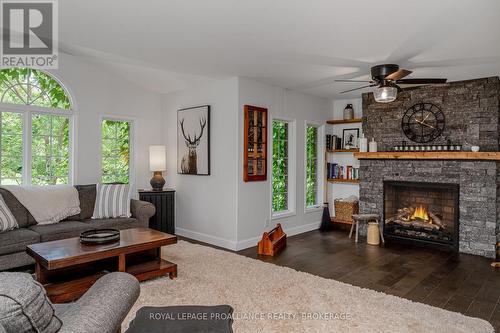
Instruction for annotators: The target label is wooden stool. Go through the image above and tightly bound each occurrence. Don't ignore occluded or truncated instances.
[350,214,385,244]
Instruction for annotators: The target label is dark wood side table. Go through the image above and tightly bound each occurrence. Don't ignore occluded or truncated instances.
[138,189,175,234]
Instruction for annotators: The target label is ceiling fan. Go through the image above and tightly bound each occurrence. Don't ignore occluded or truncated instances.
[336,64,447,103]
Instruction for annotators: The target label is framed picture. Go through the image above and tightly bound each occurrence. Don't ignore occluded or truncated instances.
[177,105,210,175]
[342,128,359,150]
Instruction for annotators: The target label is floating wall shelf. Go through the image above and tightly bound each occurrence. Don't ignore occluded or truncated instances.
[326,118,363,125]
[354,151,500,161]
[326,149,359,153]
[327,179,360,184]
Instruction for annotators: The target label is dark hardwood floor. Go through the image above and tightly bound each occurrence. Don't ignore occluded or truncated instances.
[184,229,500,331]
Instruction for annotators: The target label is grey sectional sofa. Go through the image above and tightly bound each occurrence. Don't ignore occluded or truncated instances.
[0,271,140,333]
[0,185,155,271]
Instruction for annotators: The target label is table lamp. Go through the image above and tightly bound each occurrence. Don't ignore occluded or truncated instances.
[149,145,166,191]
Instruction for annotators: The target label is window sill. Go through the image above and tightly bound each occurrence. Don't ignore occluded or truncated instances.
[304,206,322,214]
[272,210,296,220]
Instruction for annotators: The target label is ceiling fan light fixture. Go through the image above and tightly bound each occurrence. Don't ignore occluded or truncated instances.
[374,85,397,103]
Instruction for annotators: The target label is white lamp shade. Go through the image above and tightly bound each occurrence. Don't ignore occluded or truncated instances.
[149,145,166,171]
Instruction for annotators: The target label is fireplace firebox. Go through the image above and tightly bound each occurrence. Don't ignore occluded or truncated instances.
[383,181,459,252]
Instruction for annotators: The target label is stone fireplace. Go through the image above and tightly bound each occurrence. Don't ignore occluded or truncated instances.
[359,77,500,258]
[383,181,459,252]
[359,159,498,258]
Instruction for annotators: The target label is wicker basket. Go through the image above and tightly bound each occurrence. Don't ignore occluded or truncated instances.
[334,199,359,223]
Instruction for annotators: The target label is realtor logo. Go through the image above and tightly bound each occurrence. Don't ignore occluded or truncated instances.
[1,0,58,68]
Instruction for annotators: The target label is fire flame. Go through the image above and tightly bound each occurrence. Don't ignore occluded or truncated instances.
[410,205,430,221]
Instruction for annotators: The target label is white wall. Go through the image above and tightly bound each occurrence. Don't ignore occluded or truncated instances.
[327,98,362,216]
[48,54,163,190]
[236,77,332,249]
[161,76,331,250]
[162,77,240,249]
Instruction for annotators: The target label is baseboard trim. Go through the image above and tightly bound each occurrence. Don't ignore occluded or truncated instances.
[175,227,238,250]
[235,221,321,251]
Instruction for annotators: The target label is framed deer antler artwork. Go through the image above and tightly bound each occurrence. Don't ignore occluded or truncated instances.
[177,105,210,175]
[243,105,268,182]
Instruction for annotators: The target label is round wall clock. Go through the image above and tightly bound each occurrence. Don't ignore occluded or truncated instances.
[401,103,445,143]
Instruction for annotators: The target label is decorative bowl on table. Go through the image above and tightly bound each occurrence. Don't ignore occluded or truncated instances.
[80,229,120,244]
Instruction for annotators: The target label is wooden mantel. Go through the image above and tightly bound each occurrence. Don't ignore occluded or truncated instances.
[354,151,500,161]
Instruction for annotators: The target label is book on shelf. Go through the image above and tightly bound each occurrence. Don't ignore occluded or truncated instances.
[327,163,359,180]
[325,134,342,150]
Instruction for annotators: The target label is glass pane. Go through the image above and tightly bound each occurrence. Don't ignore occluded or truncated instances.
[272,120,289,213]
[0,68,71,109]
[306,125,318,207]
[0,112,23,185]
[257,159,265,175]
[31,114,70,185]
[101,120,130,184]
[247,159,255,175]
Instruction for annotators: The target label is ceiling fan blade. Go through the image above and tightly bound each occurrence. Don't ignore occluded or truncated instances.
[385,69,413,81]
[291,69,369,90]
[397,78,447,85]
[340,84,377,94]
[335,79,373,83]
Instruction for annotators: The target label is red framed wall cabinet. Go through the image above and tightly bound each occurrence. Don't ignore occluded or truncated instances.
[243,105,268,182]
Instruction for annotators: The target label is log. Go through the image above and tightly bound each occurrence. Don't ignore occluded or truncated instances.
[492,243,500,268]
[390,219,440,230]
[396,207,412,220]
[428,212,443,227]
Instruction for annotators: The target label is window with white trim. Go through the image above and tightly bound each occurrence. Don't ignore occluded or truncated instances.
[272,118,296,216]
[101,119,131,184]
[305,124,319,208]
[0,68,73,185]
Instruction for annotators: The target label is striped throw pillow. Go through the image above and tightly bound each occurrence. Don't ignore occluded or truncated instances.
[92,184,131,219]
[0,194,18,232]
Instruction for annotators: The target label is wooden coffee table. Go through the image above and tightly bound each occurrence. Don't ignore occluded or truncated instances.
[27,228,177,303]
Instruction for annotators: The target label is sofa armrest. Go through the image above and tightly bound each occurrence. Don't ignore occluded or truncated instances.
[58,272,140,333]
[130,199,155,227]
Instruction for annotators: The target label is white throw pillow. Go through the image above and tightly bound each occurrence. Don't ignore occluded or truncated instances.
[92,184,131,219]
[0,194,18,233]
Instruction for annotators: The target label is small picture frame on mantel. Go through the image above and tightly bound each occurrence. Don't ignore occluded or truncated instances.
[342,128,359,150]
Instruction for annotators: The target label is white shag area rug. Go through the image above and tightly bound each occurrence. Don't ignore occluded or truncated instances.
[122,241,494,333]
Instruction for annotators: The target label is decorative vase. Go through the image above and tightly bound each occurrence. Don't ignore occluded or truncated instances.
[343,104,354,120]
[359,135,368,152]
[368,138,378,152]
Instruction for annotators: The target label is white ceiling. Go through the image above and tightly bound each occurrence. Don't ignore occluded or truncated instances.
[59,0,500,99]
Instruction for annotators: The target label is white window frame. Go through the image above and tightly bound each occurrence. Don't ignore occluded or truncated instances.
[304,121,324,214]
[270,116,296,220]
[0,102,75,185]
[99,115,136,188]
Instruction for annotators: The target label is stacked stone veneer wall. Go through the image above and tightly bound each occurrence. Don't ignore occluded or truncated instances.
[362,77,500,151]
[359,160,497,258]
[360,77,500,258]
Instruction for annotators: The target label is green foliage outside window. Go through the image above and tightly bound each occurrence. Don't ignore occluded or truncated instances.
[0,68,71,109]
[272,120,288,212]
[31,114,70,185]
[0,112,23,184]
[305,125,318,207]
[0,68,72,185]
[101,120,130,184]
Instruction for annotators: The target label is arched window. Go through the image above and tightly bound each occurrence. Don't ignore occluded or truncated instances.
[0,68,74,185]
[0,68,71,109]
